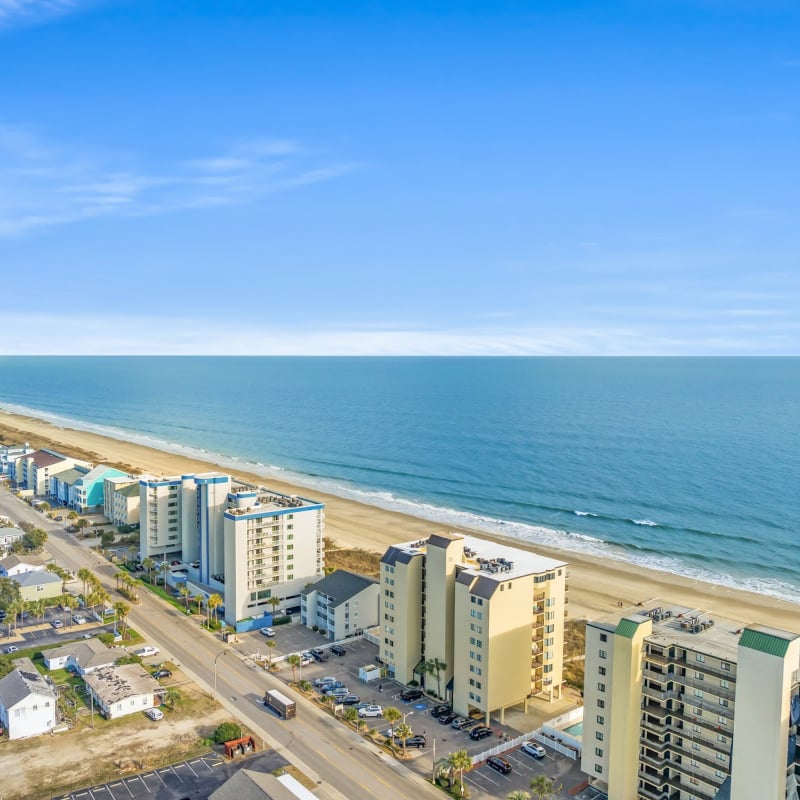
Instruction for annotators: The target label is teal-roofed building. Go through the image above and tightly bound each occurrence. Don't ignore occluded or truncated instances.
[72,465,129,512]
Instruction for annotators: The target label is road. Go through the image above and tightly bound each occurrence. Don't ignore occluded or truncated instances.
[0,491,443,800]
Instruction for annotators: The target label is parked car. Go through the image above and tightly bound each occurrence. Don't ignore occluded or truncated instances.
[300,652,314,666]
[134,646,160,657]
[51,619,63,628]
[358,704,383,718]
[260,627,275,637]
[400,688,423,702]
[430,704,452,718]
[487,755,512,774]
[310,648,329,662]
[521,741,546,759]
[439,712,457,725]
[459,718,481,731]
[314,676,336,687]
[80,632,94,639]
[72,614,87,625]
[152,669,172,679]
[341,694,360,705]
[394,735,427,748]
[5,646,18,654]
[327,687,349,699]
[145,708,164,721]
[451,716,473,729]
[470,726,493,741]
[329,644,346,656]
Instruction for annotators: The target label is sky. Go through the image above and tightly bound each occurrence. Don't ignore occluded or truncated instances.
[1,0,798,355]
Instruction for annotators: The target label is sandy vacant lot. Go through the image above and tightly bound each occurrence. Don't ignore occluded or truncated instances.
[0,685,232,800]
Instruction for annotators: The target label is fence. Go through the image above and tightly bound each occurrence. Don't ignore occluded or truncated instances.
[470,726,581,767]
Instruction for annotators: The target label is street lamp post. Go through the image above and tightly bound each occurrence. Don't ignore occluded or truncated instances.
[213,649,229,701]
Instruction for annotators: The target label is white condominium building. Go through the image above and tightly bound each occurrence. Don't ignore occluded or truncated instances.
[380,532,567,724]
[223,488,324,627]
[581,602,800,800]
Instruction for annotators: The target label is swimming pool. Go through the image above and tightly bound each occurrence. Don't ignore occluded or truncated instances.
[563,721,583,736]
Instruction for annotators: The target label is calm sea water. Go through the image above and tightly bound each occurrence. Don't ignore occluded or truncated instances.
[1,356,798,602]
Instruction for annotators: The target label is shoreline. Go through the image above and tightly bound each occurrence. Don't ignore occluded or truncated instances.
[2,407,799,633]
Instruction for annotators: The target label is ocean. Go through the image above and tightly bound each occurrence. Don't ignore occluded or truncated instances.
[0,356,798,602]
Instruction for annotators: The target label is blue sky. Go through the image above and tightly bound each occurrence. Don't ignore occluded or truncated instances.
[1,0,798,355]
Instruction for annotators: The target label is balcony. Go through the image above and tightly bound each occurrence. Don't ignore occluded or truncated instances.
[643,684,680,703]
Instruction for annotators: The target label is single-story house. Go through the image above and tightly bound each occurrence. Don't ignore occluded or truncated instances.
[0,554,47,577]
[0,527,23,554]
[0,657,58,740]
[209,769,318,800]
[300,570,379,641]
[83,664,163,720]
[13,570,63,603]
[44,639,119,675]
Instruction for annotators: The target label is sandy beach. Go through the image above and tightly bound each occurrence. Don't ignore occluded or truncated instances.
[2,407,798,633]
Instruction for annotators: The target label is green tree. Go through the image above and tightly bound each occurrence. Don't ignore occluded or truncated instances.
[60,594,77,625]
[267,595,281,616]
[207,593,223,625]
[0,576,22,612]
[77,567,92,599]
[178,584,191,609]
[114,600,130,638]
[393,722,413,754]
[287,653,301,683]
[75,518,90,536]
[507,793,531,800]
[162,688,181,709]
[193,593,204,614]
[159,561,170,586]
[448,750,472,797]
[22,527,47,552]
[265,638,277,668]
[343,706,358,725]
[425,657,447,697]
[529,776,555,800]
[213,722,242,743]
[298,679,312,693]
[384,706,402,728]
[67,510,79,520]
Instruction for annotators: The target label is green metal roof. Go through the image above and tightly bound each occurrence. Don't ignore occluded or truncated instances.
[739,628,792,657]
[615,618,643,639]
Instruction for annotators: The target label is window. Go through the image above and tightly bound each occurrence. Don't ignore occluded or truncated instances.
[599,633,608,642]
[716,753,726,762]
[595,747,603,757]
[597,682,606,692]
[692,742,701,751]
[595,732,603,741]
[598,666,606,676]
[599,649,607,659]
[594,765,603,774]
[694,689,703,698]
[717,734,727,743]
[597,699,605,709]
[596,715,604,724]
[694,671,704,680]
[719,698,729,708]
[696,653,705,663]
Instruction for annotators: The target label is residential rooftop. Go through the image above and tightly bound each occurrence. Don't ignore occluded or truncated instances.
[588,600,755,661]
[302,570,377,606]
[84,664,161,705]
[225,485,321,516]
[383,532,567,580]
[0,657,56,707]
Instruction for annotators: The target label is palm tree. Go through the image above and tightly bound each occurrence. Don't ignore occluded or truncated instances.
[267,595,281,618]
[75,518,90,536]
[507,792,531,800]
[265,638,277,668]
[162,688,181,709]
[207,593,223,625]
[61,594,77,625]
[298,679,312,693]
[142,557,155,583]
[178,584,191,610]
[159,561,170,586]
[448,750,472,797]
[114,600,130,638]
[343,706,358,725]
[77,567,92,599]
[7,599,24,633]
[383,706,402,733]
[393,722,413,754]
[529,776,554,800]
[287,654,301,683]
[193,593,204,615]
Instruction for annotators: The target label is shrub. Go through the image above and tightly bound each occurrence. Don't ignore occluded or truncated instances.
[273,615,291,626]
[213,722,243,743]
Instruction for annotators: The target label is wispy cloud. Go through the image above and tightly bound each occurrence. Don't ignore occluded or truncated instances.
[0,0,82,27]
[0,124,357,236]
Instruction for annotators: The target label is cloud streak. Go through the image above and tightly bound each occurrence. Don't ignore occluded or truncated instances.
[0,0,82,26]
[0,124,356,236]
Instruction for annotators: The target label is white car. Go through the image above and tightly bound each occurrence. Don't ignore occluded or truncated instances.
[72,614,87,625]
[260,627,275,637]
[145,708,164,721]
[134,646,160,657]
[521,741,546,759]
[300,652,314,666]
[51,619,63,629]
[5,646,18,654]
[358,704,383,718]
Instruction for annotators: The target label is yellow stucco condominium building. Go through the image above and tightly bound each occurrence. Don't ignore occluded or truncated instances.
[581,601,800,800]
[380,532,567,725]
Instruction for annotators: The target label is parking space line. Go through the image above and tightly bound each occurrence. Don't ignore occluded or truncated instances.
[184,759,199,777]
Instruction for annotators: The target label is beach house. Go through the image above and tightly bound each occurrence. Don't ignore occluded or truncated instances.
[43,639,119,676]
[0,443,32,475]
[580,602,800,800]
[83,664,163,720]
[0,657,58,740]
[380,532,568,724]
[103,475,144,526]
[300,570,379,640]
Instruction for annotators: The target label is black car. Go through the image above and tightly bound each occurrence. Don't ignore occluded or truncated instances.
[400,688,424,702]
[487,755,512,774]
[310,648,329,662]
[394,735,427,748]
[470,726,493,741]
[341,694,360,705]
[330,644,346,656]
[430,704,452,718]
[438,712,457,725]
[152,669,172,679]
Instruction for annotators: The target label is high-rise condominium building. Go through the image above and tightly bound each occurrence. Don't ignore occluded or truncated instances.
[222,488,324,626]
[380,532,567,724]
[581,602,800,800]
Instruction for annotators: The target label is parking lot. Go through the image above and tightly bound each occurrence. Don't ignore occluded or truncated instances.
[3,604,120,653]
[263,633,587,799]
[53,750,289,800]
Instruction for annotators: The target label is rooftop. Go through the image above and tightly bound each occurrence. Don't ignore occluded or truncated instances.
[0,657,56,707]
[384,532,567,580]
[84,663,161,704]
[45,638,118,670]
[301,570,377,606]
[225,485,321,517]
[13,570,62,589]
[590,600,753,661]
